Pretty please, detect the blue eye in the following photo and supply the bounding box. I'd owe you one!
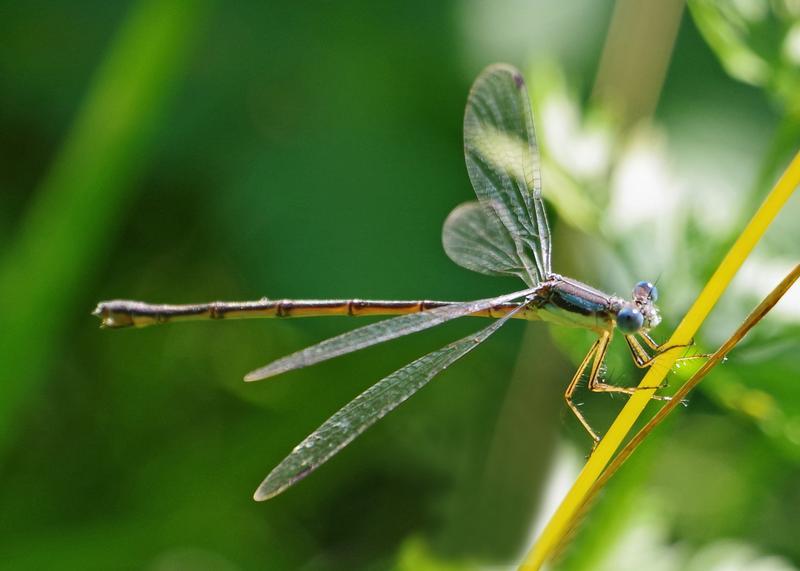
[633,281,658,302]
[617,306,644,334]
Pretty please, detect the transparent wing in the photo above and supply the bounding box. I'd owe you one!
[244,288,533,381]
[463,63,551,285]
[442,201,531,284]
[253,303,525,501]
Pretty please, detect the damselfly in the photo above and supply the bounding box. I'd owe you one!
[95,64,690,501]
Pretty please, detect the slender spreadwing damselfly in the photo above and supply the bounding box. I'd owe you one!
[95,64,697,501]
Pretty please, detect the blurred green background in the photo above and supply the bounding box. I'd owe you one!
[1,1,799,569]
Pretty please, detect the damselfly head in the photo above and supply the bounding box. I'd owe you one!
[616,304,644,334]
[614,281,661,334]
[632,281,661,330]
[633,281,658,303]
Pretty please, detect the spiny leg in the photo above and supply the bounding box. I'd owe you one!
[625,333,710,369]
[586,331,637,397]
[582,333,672,402]
[638,331,661,351]
[625,333,653,367]
[568,332,651,448]
[642,331,714,371]
[566,332,682,447]
[564,337,603,445]
[623,334,709,398]
[639,331,703,354]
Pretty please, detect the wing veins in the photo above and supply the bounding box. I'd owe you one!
[245,288,534,381]
[253,302,527,500]
[458,64,552,284]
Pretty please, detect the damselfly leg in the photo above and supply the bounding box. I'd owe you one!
[565,329,705,446]
[625,332,709,368]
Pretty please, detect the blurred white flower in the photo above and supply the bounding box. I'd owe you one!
[732,257,800,320]
[732,0,768,21]
[541,95,612,180]
[607,127,679,232]
[685,540,797,571]
[783,23,800,65]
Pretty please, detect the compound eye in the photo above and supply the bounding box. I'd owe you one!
[633,281,658,302]
[617,306,644,334]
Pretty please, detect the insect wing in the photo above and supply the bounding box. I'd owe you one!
[253,303,525,500]
[245,288,533,381]
[443,200,532,283]
[462,64,551,285]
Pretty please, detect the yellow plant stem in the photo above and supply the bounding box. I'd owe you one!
[519,150,800,570]
[594,263,800,497]
[548,265,800,567]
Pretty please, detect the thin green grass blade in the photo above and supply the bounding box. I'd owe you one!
[0,0,209,451]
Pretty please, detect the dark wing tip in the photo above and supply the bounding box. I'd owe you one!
[477,63,526,87]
